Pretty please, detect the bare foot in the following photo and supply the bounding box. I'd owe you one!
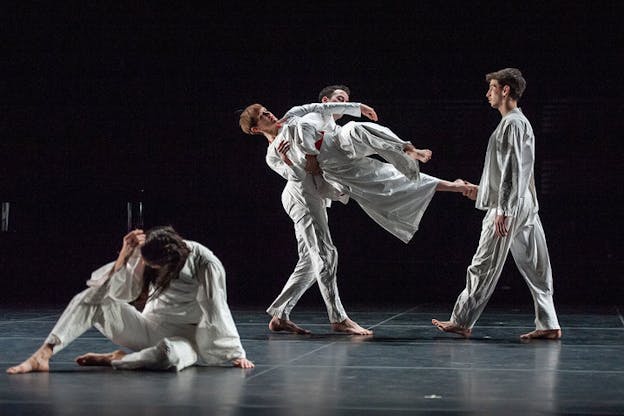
[7,344,53,374]
[331,318,373,335]
[520,329,562,340]
[413,149,432,163]
[269,316,311,334]
[232,357,255,369]
[432,319,472,338]
[404,145,432,163]
[75,350,127,366]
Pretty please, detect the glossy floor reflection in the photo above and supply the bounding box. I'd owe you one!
[1,305,623,415]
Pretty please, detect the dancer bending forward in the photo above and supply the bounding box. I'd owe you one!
[7,227,253,374]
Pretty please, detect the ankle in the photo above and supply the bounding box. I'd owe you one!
[38,344,54,359]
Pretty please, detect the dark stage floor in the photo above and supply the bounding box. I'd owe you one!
[1,305,623,415]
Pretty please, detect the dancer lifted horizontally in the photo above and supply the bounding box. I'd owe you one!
[240,99,476,244]
[432,68,562,340]
[7,227,253,374]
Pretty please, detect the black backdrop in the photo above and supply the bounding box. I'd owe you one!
[1,2,622,308]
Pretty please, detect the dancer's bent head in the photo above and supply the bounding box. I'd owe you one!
[485,68,526,101]
[141,226,191,299]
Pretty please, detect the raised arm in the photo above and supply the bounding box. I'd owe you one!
[86,229,146,302]
[112,230,145,273]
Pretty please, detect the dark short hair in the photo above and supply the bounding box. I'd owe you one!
[318,85,351,102]
[485,68,526,100]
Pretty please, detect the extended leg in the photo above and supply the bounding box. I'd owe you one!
[339,122,421,180]
[432,209,515,335]
[266,221,318,334]
[8,287,161,374]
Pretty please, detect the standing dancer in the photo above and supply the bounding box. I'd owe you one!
[432,68,562,339]
[264,85,371,335]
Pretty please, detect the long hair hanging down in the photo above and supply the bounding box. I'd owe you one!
[140,225,191,301]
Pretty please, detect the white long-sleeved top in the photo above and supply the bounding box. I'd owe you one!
[265,111,349,209]
[269,102,361,174]
[282,102,420,180]
[280,102,361,158]
[282,102,362,133]
[476,108,539,217]
[86,241,246,365]
[266,140,342,222]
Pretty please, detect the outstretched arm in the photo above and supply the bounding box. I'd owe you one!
[281,102,378,121]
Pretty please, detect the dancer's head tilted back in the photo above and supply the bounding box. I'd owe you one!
[239,103,263,135]
[239,104,280,139]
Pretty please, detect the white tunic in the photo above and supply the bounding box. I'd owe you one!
[83,240,246,366]
[273,103,439,243]
[475,107,538,216]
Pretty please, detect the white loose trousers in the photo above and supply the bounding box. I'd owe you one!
[316,132,439,243]
[265,180,348,323]
[42,241,246,371]
[45,287,199,371]
[450,193,560,330]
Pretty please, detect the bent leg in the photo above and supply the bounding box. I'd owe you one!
[111,336,198,371]
[339,122,421,180]
[266,222,317,324]
[43,287,111,354]
[8,287,119,374]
